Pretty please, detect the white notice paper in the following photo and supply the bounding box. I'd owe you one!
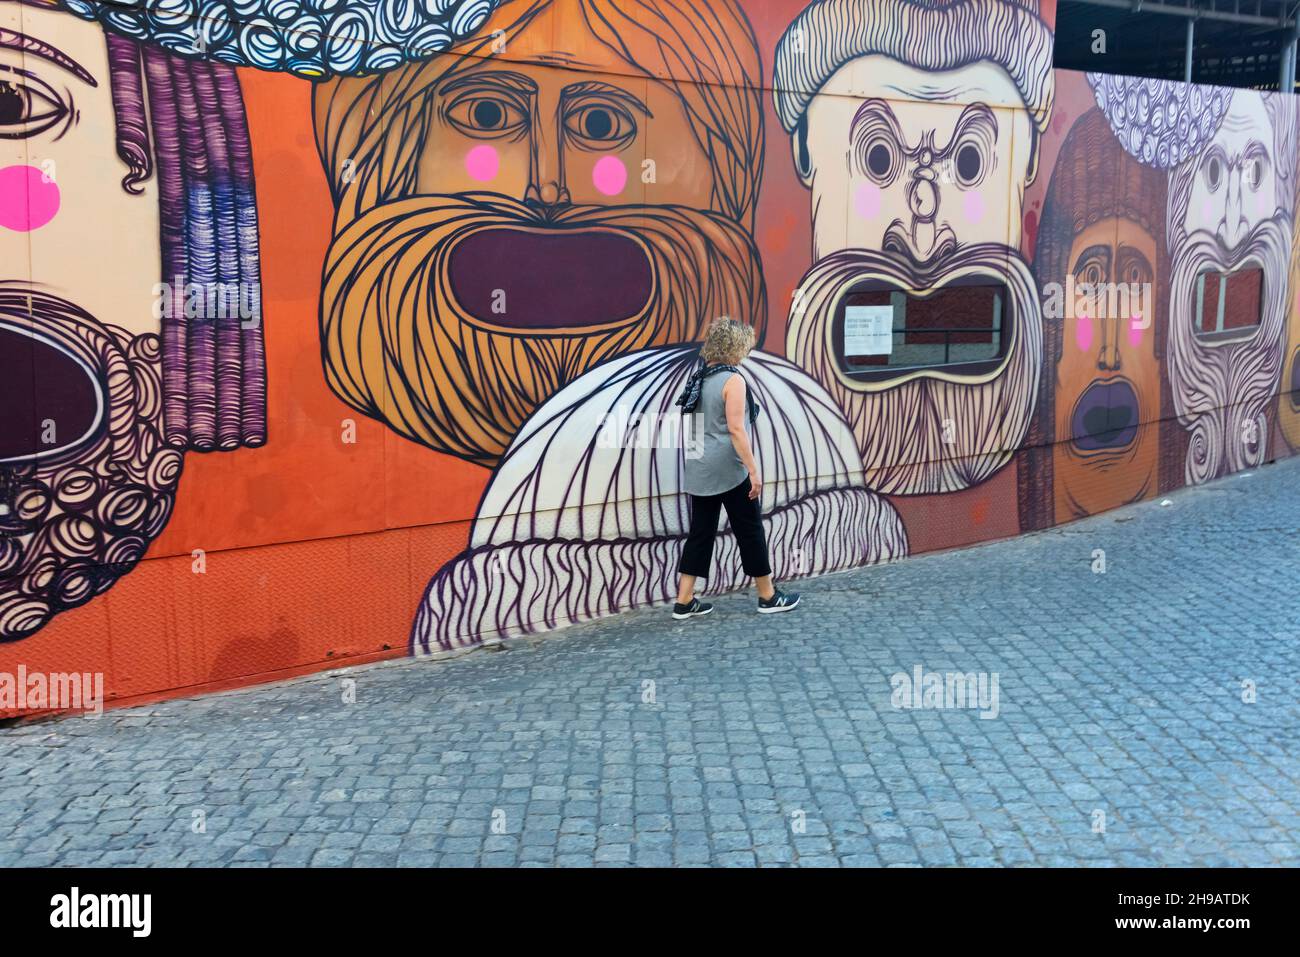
[843,305,894,355]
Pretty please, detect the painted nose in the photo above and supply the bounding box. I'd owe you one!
[525,127,570,210]
[1097,317,1123,372]
[525,180,571,207]
[907,171,939,259]
[910,175,938,220]
[1220,168,1247,251]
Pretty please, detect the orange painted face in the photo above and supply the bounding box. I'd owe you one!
[314,0,766,467]
[1051,217,1160,521]
[411,20,716,210]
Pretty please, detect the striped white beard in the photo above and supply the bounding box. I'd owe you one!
[1166,221,1290,485]
[409,347,909,654]
[785,244,1043,495]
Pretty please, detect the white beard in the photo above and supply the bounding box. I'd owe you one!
[785,244,1043,495]
[410,347,908,655]
[1166,220,1290,484]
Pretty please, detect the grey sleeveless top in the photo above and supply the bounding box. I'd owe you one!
[682,369,749,496]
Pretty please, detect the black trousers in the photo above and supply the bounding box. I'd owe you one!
[678,477,772,579]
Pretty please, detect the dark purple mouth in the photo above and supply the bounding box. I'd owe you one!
[1290,349,1300,402]
[448,228,653,330]
[0,321,103,462]
[1070,378,1140,452]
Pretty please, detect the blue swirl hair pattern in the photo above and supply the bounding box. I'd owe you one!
[60,0,500,78]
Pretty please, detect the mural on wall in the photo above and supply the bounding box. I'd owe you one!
[777,0,1055,496]
[1091,74,1296,486]
[8,0,1300,709]
[312,0,908,652]
[0,0,265,643]
[1018,107,1168,531]
[314,0,769,467]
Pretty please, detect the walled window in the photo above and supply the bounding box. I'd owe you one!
[1195,267,1263,340]
[836,278,1006,380]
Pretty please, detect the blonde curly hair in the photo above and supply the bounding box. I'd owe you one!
[699,317,756,365]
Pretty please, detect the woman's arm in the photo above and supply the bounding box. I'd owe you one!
[723,374,762,500]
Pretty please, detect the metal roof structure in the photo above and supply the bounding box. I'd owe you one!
[1055,0,1300,90]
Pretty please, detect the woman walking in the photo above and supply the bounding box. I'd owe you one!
[672,318,801,619]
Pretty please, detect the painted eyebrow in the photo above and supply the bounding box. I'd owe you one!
[1117,244,1152,262]
[0,27,96,86]
[561,81,652,118]
[439,69,537,97]
[850,98,902,135]
[1072,244,1113,274]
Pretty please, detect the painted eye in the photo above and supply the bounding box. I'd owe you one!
[852,113,903,187]
[445,93,527,138]
[867,142,892,179]
[563,102,635,148]
[1205,155,1222,190]
[1117,248,1153,289]
[580,107,612,139]
[471,99,505,130]
[0,71,69,139]
[1245,157,1263,190]
[955,143,983,185]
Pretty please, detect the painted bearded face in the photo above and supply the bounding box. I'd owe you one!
[315,0,765,467]
[0,4,179,641]
[1166,93,1292,484]
[785,57,1043,494]
[1052,217,1161,520]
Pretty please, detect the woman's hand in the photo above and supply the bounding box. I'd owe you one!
[748,470,762,500]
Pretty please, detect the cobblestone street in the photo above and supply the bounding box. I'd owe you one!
[2,459,1298,868]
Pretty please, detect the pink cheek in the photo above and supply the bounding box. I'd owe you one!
[1128,318,1145,348]
[855,182,881,220]
[0,165,61,232]
[1075,315,1093,353]
[962,189,985,224]
[591,155,627,197]
[1200,197,1214,223]
[464,145,499,183]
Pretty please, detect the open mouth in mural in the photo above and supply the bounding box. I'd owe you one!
[448,227,653,330]
[1069,377,1140,453]
[831,274,1011,382]
[817,244,1033,387]
[0,318,104,464]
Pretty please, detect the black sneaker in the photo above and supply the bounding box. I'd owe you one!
[671,597,714,620]
[757,589,800,614]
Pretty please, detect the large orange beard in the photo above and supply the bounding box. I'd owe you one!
[319,193,765,467]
